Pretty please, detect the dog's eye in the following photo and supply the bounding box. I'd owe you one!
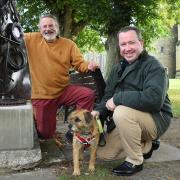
[75,117,81,123]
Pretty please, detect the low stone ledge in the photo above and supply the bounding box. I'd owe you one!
[0,139,42,170]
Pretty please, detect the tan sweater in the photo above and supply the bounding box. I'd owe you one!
[24,32,89,99]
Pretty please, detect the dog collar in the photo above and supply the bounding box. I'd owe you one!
[96,116,103,133]
[75,133,95,148]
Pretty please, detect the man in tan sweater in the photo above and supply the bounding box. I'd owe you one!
[24,14,98,142]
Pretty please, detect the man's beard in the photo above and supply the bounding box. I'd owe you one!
[43,32,57,42]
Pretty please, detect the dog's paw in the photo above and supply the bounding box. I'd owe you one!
[73,170,81,176]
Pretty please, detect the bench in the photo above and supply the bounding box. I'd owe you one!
[63,68,106,122]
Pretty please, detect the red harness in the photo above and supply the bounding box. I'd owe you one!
[75,132,95,148]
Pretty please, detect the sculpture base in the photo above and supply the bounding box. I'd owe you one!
[0,103,34,150]
[0,137,42,170]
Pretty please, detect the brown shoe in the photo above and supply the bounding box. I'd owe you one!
[53,132,64,149]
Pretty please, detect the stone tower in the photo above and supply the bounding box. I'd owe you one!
[150,25,178,78]
[176,25,180,78]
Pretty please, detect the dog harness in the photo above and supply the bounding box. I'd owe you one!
[74,116,103,149]
[75,132,95,148]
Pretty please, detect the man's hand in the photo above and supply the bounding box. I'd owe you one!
[88,60,99,71]
[91,110,100,118]
[106,97,116,111]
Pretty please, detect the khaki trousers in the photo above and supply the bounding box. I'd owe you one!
[97,105,158,165]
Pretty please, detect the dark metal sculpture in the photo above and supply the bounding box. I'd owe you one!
[0,0,31,105]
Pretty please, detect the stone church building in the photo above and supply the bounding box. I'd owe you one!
[150,25,180,78]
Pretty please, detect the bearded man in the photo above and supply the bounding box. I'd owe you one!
[24,14,98,142]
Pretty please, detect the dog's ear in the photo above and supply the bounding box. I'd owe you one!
[84,111,93,124]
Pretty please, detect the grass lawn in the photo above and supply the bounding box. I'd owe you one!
[169,79,180,118]
[58,161,124,180]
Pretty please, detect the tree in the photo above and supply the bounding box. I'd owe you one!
[17,0,179,78]
[17,0,110,52]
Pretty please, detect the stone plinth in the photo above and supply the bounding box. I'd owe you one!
[0,103,34,150]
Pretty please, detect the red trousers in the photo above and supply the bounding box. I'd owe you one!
[32,85,95,139]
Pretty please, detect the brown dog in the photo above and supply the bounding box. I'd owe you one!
[68,109,100,176]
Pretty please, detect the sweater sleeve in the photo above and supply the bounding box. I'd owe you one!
[70,43,89,73]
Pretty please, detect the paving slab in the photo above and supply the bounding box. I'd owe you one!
[0,168,57,180]
[146,142,180,162]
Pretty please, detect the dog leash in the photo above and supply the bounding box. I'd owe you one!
[96,116,104,133]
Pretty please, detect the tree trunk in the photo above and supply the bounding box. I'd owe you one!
[104,33,120,80]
